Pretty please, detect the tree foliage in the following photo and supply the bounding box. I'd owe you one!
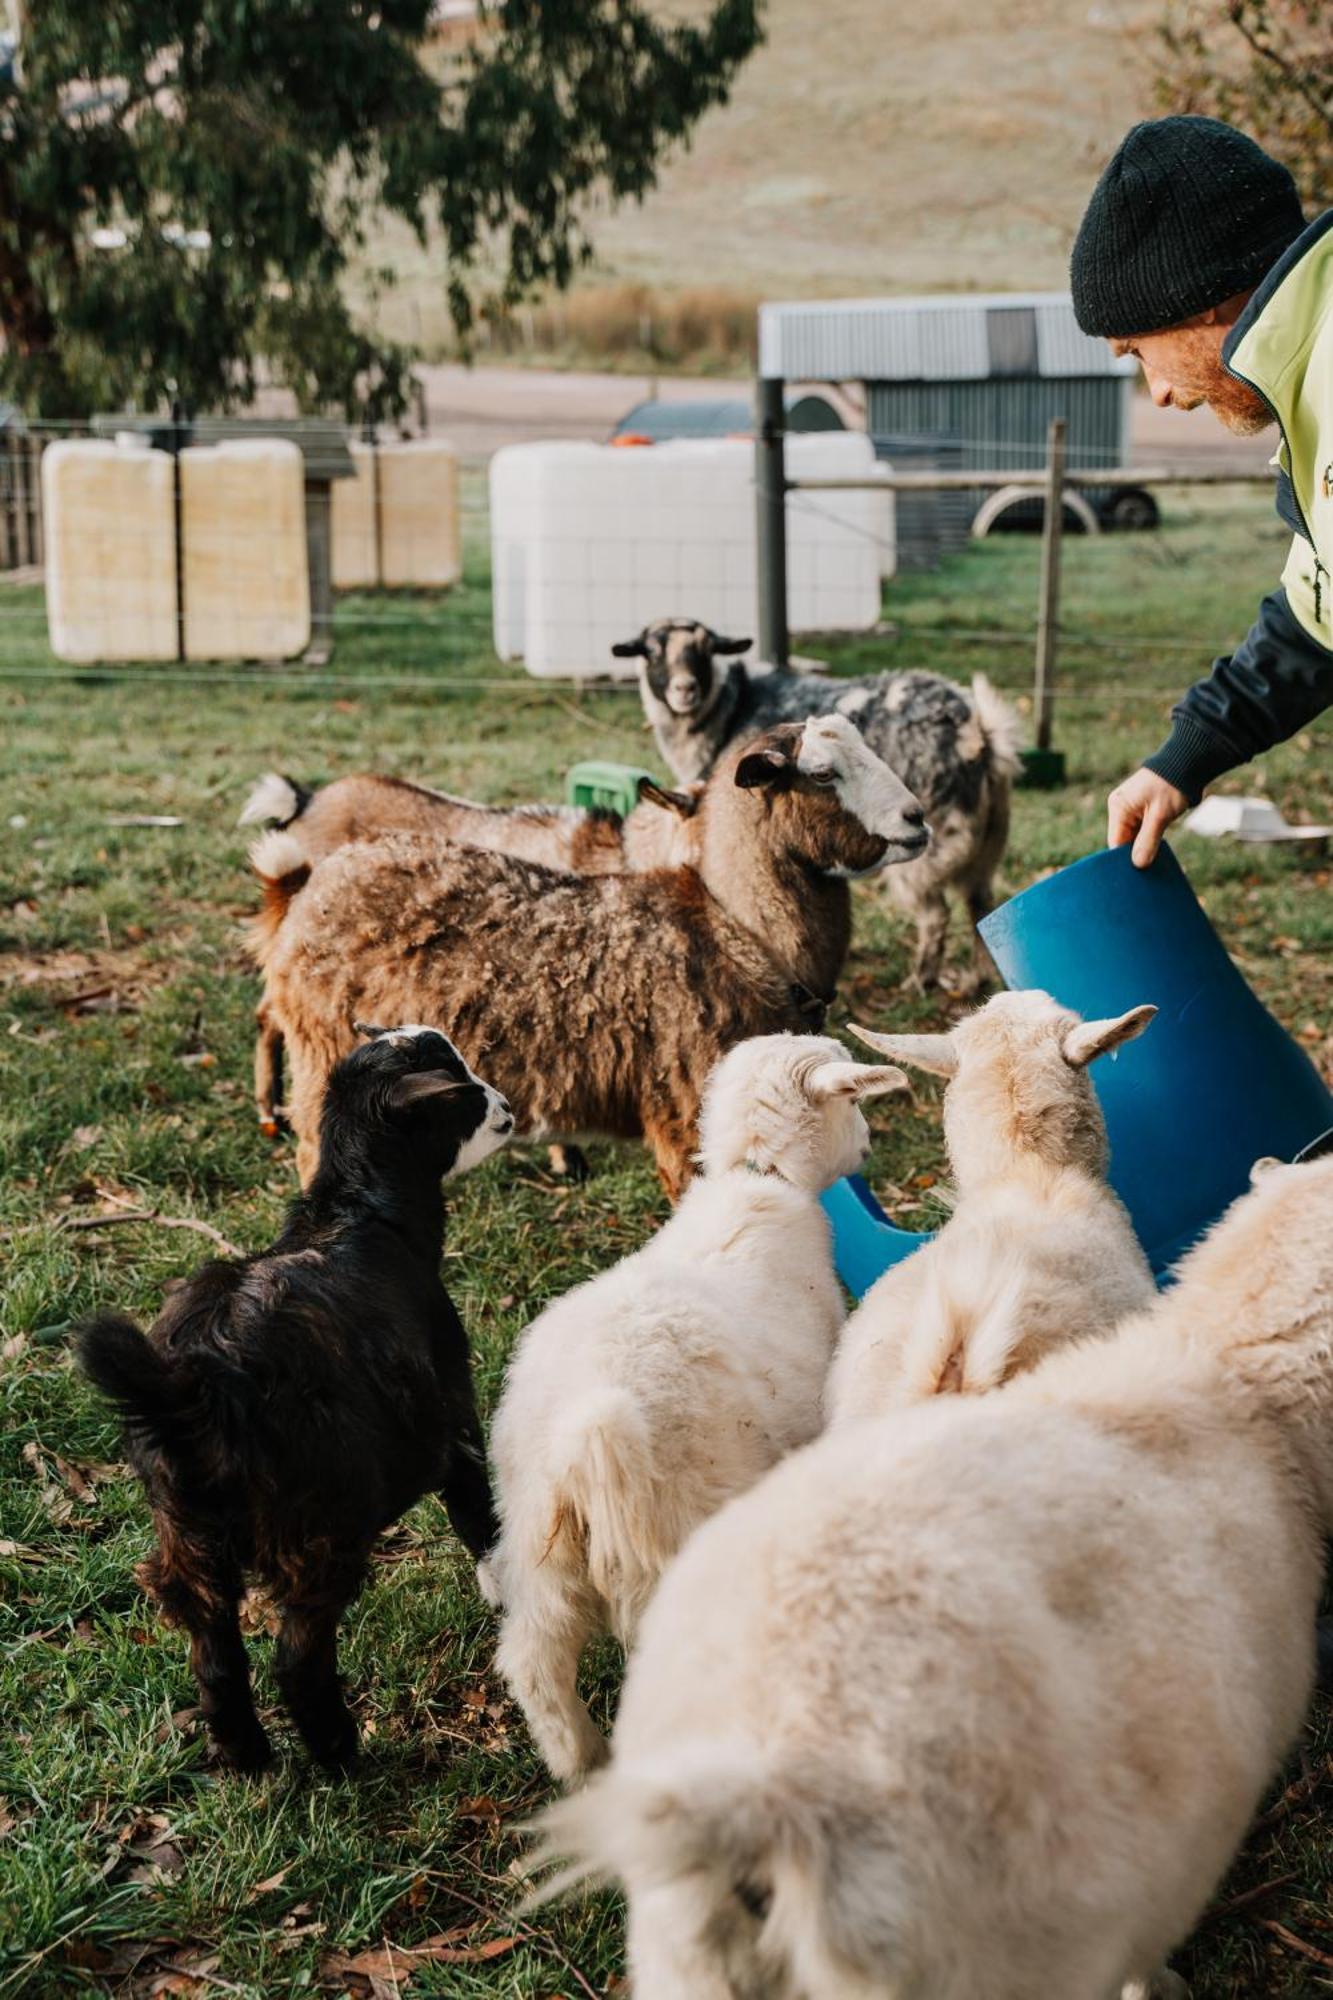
[0,0,762,418]
[1155,0,1332,212]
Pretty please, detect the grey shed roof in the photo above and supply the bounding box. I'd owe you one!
[758,293,1137,383]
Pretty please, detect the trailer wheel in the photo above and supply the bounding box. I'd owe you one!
[1101,486,1160,532]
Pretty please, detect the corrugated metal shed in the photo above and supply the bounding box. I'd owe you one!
[758,293,1136,384]
[758,292,1139,564]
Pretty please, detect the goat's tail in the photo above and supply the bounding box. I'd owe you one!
[547,1391,689,1635]
[247,828,312,968]
[77,1313,193,1454]
[919,1238,1033,1396]
[238,771,310,830]
[78,1311,252,1483]
[967,674,1024,780]
[529,1752,906,1995]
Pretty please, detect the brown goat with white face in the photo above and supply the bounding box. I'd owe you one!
[249,715,928,1195]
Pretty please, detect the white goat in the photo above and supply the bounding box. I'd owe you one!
[536,1154,1333,2000]
[482,1033,908,1783]
[824,989,1158,1425]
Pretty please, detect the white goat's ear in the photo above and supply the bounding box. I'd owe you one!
[807,1060,910,1102]
[637,776,701,820]
[1250,1154,1284,1184]
[1062,1003,1157,1069]
[848,1024,958,1078]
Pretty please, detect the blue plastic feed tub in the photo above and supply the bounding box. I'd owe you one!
[823,842,1333,1294]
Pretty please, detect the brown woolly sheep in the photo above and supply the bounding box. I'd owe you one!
[248,714,928,1195]
[239,770,702,1135]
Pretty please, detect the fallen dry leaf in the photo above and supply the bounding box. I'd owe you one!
[0,1539,45,1564]
[322,1928,521,1983]
[456,1795,504,1829]
[21,1440,78,1525]
[249,1866,291,1898]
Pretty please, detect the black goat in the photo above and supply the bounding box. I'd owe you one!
[78,1025,513,1773]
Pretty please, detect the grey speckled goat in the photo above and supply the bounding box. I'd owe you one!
[614,618,1024,991]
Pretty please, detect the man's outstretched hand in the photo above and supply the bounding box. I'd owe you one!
[1107,767,1191,868]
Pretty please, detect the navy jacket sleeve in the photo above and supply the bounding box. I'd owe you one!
[1143,587,1333,803]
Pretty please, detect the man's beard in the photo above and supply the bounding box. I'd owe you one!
[1209,396,1276,438]
[1205,372,1274,437]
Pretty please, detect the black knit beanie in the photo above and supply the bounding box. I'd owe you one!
[1071,116,1306,337]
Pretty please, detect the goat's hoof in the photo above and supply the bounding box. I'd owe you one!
[548,1142,591,1183]
[309,1720,361,1775]
[217,1722,274,1774]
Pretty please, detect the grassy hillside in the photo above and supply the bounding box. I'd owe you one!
[362,0,1163,359]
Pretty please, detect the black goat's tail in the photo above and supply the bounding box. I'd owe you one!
[77,1313,192,1456]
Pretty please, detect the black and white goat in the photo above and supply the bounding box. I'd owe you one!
[614,617,1023,990]
[77,1026,511,1773]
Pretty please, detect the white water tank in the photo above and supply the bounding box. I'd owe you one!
[180,439,310,660]
[332,439,462,590]
[489,433,892,678]
[42,440,179,663]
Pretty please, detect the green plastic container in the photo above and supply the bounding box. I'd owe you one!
[1018,745,1067,790]
[565,760,656,817]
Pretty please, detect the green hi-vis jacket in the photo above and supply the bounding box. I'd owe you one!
[1144,210,1333,803]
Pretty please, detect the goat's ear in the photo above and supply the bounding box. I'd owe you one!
[734,743,795,790]
[1062,1003,1157,1069]
[808,1060,910,1102]
[387,1071,466,1110]
[637,776,701,819]
[611,635,648,658]
[848,1024,958,1078]
[353,1018,388,1039]
[710,633,752,655]
[1250,1154,1285,1185]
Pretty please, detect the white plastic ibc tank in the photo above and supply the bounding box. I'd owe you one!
[377,440,461,588]
[42,439,179,663]
[788,434,892,588]
[512,432,893,678]
[489,442,599,659]
[180,439,310,660]
[330,438,378,589]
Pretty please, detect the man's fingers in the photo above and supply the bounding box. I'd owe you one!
[1131,803,1169,869]
[1106,789,1138,849]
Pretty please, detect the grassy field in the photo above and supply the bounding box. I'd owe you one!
[2,487,1332,1999]
[360,0,1164,361]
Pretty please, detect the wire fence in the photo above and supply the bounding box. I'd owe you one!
[0,415,1285,699]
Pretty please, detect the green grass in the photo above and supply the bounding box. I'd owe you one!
[2,489,1331,1998]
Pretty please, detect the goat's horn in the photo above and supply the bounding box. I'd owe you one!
[848,1024,958,1078]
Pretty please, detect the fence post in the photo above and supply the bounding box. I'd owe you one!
[755,375,789,669]
[1033,415,1066,758]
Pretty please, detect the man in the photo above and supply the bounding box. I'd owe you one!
[1070,115,1332,864]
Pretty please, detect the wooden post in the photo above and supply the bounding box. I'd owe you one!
[0,435,14,573]
[1033,415,1066,754]
[26,434,42,568]
[755,375,790,670]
